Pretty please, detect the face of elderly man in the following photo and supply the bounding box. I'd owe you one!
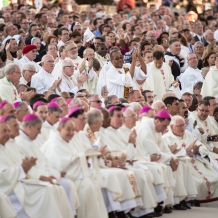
[171,118,186,137]
[63,61,74,77]
[22,66,36,82]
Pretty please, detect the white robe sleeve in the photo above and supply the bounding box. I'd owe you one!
[31,75,46,94]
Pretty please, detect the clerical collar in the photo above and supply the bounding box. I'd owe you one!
[20,129,31,140]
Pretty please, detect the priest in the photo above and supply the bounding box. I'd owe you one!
[0,115,75,217]
[0,192,16,218]
[40,117,108,218]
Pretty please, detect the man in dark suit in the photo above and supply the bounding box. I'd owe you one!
[193,22,207,45]
[203,29,215,47]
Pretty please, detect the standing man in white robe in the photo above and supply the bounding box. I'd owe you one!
[201,53,218,98]
[145,51,177,101]
[31,54,62,94]
[106,48,148,98]
[179,53,204,93]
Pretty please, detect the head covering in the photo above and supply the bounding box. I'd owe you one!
[0,101,8,109]
[139,106,152,114]
[156,110,171,119]
[0,115,9,123]
[47,102,59,108]
[13,101,21,109]
[22,45,37,54]
[60,117,71,124]
[51,97,58,103]
[13,35,22,44]
[122,107,127,112]
[23,114,39,122]
[66,98,72,105]
[108,106,119,112]
[68,107,81,117]
[33,101,46,110]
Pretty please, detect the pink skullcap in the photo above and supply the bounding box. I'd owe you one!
[33,101,46,110]
[60,117,71,124]
[122,107,127,112]
[51,97,58,103]
[139,106,152,114]
[156,110,171,119]
[0,115,9,123]
[13,101,21,109]
[68,107,81,116]
[108,106,119,112]
[66,98,72,105]
[0,101,8,109]
[47,102,59,108]
[23,114,39,122]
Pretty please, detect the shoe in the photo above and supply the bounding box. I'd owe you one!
[173,204,187,210]
[163,206,172,213]
[181,200,191,209]
[108,212,119,218]
[116,211,129,218]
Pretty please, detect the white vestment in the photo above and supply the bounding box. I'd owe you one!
[40,132,108,218]
[145,62,174,100]
[201,66,218,98]
[0,77,18,103]
[179,66,204,93]
[106,63,148,98]
[95,52,108,67]
[0,192,16,218]
[19,76,28,85]
[162,130,218,207]
[0,139,74,218]
[31,68,57,94]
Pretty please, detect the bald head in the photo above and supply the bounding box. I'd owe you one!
[153,45,164,52]
[151,100,166,113]
[41,54,55,73]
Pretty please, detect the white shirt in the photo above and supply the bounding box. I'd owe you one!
[179,66,204,93]
[31,68,56,94]
[57,40,65,47]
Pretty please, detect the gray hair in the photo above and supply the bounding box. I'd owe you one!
[170,115,184,126]
[151,100,164,110]
[101,85,108,96]
[21,117,42,128]
[104,95,117,107]
[193,41,204,51]
[203,29,212,38]
[31,37,40,44]
[69,98,81,107]
[48,106,62,113]
[62,58,74,69]
[22,63,36,72]
[4,63,19,75]
[65,40,77,49]
[15,101,28,111]
[129,102,142,111]
[87,109,103,125]
[83,48,94,55]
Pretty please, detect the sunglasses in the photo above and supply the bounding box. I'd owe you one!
[90,100,102,104]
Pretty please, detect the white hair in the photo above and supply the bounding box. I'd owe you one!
[83,48,94,55]
[31,37,40,44]
[62,58,74,69]
[203,29,212,38]
[170,115,184,126]
[129,102,142,111]
[151,100,164,110]
[22,63,36,71]
[4,63,19,75]
[87,109,102,124]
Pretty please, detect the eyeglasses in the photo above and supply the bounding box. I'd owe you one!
[198,108,209,113]
[26,70,36,74]
[147,96,153,98]
[90,100,102,104]
[175,124,185,128]
[65,66,74,69]
[113,56,124,61]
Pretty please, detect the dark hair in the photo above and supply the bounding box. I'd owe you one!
[58,26,69,36]
[119,98,129,103]
[93,18,102,26]
[18,4,25,10]
[131,24,140,32]
[68,108,85,118]
[104,95,117,107]
[154,116,171,122]
[70,31,82,38]
[141,90,152,101]
[0,51,6,62]
[46,35,58,45]
[104,18,112,25]
[48,94,60,103]
[141,42,152,51]
[93,58,101,71]
[203,96,216,105]
[153,50,164,60]
[46,44,57,52]
[198,100,209,107]
[178,99,185,103]
[213,107,218,116]
[107,105,122,116]
[128,39,138,47]
[169,39,179,45]
[182,92,193,98]
[163,96,179,106]
[193,81,203,90]
[202,52,215,67]
[122,22,130,31]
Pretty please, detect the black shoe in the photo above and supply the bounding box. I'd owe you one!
[163,206,172,213]
[153,211,162,217]
[108,212,119,218]
[173,204,187,210]
[131,213,154,218]
[181,200,191,209]
[116,211,129,218]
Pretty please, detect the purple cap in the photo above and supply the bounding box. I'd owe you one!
[23,114,39,122]
[68,107,81,116]
[47,102,59,108]
[108,106,119,112]
[139,106,152,114]
[13,101,21,109]
[156,110,171,119]
[66,98,72,105]
[0,115,9,123]
[60,117,71,124]
[33,101,46,110]
[0,101,8,109]
[122,107,127,112]
[51,97,58,103]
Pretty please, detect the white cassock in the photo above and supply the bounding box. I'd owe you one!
[14,56,41,73]
[135,117,196,204]
[0,192,16,218]
[75,60,98,94]
[162,129,218,207]
[101,126,161,215]
[40,131,108,218]
[95,52,107,68]
[52,58,64,79]
[96,61,112,97]
[71,56,83,73]
[31,68,57,94]
[106,63,148,98]
[19,76,28,85]
[145,62,174,101]
[75,127,146,214]
[179,66,204,93]
[1,139,74,218]
[0,77,18,103]
[208,115,218,130]
[15,131,79,216]
[201,66,218,98]
[59,72,83,94]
